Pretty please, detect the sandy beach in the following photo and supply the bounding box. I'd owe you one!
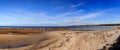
[0,28,120,50]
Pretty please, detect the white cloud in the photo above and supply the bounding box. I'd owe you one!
[0,8,107,26]
[50,6,65,12]
[78,11,103,19]
[54,9,84,18]
[1,9,84,25]
[60,10,106,25]
[70,2,86,8]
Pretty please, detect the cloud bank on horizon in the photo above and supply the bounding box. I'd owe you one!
[0,0,120,26]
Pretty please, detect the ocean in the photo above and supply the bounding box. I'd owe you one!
[68,26,116,30]
[0,26,116,30]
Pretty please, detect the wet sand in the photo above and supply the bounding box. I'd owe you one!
[0,29,120,50]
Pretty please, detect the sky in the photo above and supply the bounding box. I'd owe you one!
[0,0,120,26]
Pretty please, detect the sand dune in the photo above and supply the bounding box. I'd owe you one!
[0,29,120,50]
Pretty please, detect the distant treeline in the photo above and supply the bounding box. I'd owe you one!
[89,24,120,26]
[69,24,120,27]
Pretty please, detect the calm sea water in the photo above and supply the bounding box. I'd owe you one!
[0,26,116,30]
[68,26,116,30]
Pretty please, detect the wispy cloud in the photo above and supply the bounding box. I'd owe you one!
[50,6,65,11]
[70,2,86,8]
[56,10,106,25]
[78,11,103,19]
[0,8,107,26]
[54,9,84,18]
[51,2,86,11]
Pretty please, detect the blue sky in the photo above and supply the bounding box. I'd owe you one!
[0,0,120,26]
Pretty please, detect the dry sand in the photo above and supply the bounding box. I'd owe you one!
[0,29,120,50]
